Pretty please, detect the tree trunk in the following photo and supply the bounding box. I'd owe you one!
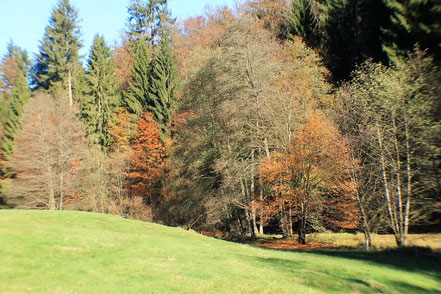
[376,123,400,241]
[403,115,412,246]
[250,150,258,234]
[49,184,56,210]
[349,152,372,250]
[68,70,73,107]
[392,111,404,242]
[288,206,293,237]
[298,214,306,245]
[259,186,264,234]
[251,206,258,235]
[59,171,64,211]
[279,203,288,238]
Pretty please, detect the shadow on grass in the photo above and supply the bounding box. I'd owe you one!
[255,245,441,279]
[244,253,441,293]
[307,249,441,277]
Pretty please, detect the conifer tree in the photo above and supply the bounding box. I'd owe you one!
[288,0,327,48]
[125,38,151,123]
[147,34,177,140]
[82,35,120,149]
[0,44,31,163]
[321,0,390,80]
[33,0,83,106]
[383,0,441,64]
[0,44,31,203]
[126,0,174,44]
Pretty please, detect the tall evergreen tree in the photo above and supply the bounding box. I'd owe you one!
[33,0,83,106]
[288,0,391,81]
[126,0,175,44]
[125,38,152,123]
[82,35,121,149]
[0,43,31,162]
[323,0,390,81]
[147,34,177,140]
[288,0,328,48]
[383,0,441,64]
[0,44,31,204]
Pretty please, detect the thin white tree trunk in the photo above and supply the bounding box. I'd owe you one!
[392,112,404,240]
[403,115,412,246]
[376,123,400,238]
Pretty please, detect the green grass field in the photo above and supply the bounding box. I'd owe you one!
[1,210,440,293]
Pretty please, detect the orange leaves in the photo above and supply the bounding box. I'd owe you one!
[259,111,358,230]
[129,112,168,200]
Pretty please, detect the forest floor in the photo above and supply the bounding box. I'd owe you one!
[1,210,440,293]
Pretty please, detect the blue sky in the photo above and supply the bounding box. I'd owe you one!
[0,0,237,58]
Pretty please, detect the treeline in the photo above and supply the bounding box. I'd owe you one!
[0,0,440,249]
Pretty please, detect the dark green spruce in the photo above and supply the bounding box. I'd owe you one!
[126,0,174,44]
[0,43,31,163]
[383,0,441,64]
[82,35,121,149]
[147,34,177,140]
[125,38,152,123]
[33,0,83,105]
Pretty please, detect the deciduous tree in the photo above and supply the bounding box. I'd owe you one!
[129,111,167,205]
[259,112,354,243]
[6,93,87,209]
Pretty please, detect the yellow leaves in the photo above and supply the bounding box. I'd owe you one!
[109,109,132,151]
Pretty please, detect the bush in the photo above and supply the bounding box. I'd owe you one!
[108,196,153,222]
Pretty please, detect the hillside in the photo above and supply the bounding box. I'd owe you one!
[1,210,440,293]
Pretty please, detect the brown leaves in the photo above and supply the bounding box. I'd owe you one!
[113,36,135,91]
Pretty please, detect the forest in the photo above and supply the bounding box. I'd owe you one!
[0,0,440,250]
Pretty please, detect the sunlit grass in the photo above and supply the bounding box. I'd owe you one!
[307,231,441,250]
[1,210,440,293]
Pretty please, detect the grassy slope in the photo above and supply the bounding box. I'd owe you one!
[1,211,440,294]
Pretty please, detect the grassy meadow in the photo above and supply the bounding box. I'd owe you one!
[1,210,440,293]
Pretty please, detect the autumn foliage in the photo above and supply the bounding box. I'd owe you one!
[259,112,358,242]
[129,111,168,203]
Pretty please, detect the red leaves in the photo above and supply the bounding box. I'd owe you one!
[129,112,168,201]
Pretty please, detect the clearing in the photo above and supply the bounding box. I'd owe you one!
[1,210,440,293]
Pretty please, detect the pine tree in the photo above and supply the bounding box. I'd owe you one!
[125,38,152,123]
[126,0,175,44]
[383,0,441,64]
[288,0,328,48]
[33,0,83,106]
[322,0,390,80]
[0,44,31,203]
[147,34,177,140]
[82,35,121,149]
[0,44,31,163]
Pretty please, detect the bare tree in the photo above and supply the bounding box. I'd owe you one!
[6,92,87,209]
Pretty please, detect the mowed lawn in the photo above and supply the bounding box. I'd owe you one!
[1,210,440,293]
